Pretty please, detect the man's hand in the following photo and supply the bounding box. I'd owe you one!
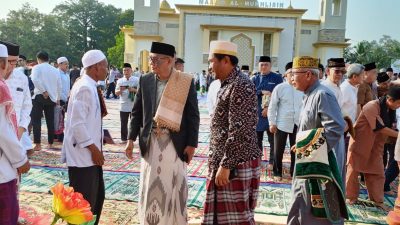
[269,125,277,134]
[125,140,134,160]
[261,90,271,96]
[262,107,268,117]
[87,144,104,166]
[215,166,230,187]
[17,161,30,174]
[17,127,25,140]
[184,146,195,164]
[129,87,137,93]
[291,145,296,152]
[43,91,49,99]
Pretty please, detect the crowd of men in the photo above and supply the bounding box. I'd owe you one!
[2,37,400,225]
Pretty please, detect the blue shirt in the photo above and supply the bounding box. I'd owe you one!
[251,72,283,131]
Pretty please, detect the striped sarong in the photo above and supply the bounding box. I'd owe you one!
[202,158,261,225]
[0,179,19,225]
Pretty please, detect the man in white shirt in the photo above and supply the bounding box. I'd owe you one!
[105,65,118,99]
[268,62,303,180]
[0,43,30,225]
[321,58,350,180]
[1,41,33,156]
[340,63,364,123]
[115,63,138,143]
[31,51,61,151]
[55,57,70,142]
[62,49,108,225]
[206,78,221,117]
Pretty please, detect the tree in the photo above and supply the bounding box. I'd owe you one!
[345,35,400,69]
[107,31,125,68]
[53,0,121,59]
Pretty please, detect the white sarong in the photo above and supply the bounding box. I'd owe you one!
[139,130,188,225]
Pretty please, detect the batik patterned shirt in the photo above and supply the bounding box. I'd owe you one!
[209,67,261,172]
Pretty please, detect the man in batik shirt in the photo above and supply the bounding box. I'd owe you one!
[202,40,261,225]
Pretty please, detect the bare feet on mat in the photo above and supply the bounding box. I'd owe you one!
[33,144,41,151]
[385,190,396,196]
[374,202,391,212]
[26,149,34,158]
[267,164,273,171]
[48,144,53,149]
[346,198,357,205]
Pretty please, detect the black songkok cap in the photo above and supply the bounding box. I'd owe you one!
[387,67,394,72]
[150,42,175,57]
[327,58,345,68]
[241,65,249,70]
[388,85,400,100]
[377,72,390,84]
[176,58,185,64]
[364,62,376,71]
[259,56,271,63]
[285,62,293,71]
[19,55,26,60]
[123,63,132,68]
[0,40,19,56]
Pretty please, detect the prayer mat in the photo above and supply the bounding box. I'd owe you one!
[19,191,203,225]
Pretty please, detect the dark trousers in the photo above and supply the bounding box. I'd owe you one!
[106,82,116,98]
[68,166,105,225]
[120,111,131,141]
[31,94,56,144]
[257,130,274,165]
[0,179,18,225]
[56,100,66,142]
[273,125,297,177]
[384,143,399,192]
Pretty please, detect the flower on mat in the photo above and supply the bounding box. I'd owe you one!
[50,182,94,225]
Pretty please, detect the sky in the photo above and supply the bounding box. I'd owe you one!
[1,0,399,45]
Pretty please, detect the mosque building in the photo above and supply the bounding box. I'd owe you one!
[122,0,349,73]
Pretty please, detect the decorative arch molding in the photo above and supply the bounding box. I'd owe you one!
[230,33,255,71]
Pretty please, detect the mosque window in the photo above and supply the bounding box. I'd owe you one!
[332,0,341,16]
[301,29,312,35]
[263,33,272,56]
[210,31,218,43]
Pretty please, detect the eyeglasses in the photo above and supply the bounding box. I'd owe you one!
[8,60,18,66]
[148,56,169,64]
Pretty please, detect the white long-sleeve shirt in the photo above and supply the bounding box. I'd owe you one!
[340,79,358,123]
[268,82,303,133]
[321,79,344,109]
[62,74,102,167]
[31,62,61,103]
[0,105,28,184]
[59,69,70,102]
[5,69,32,130]
[206,79,221,117]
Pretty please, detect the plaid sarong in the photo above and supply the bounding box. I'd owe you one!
[0,179,19,225]
[202,158,261,225]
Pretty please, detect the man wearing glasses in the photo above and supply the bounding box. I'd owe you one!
[125,42,199,225]
[0,41,33,157]
[287,56,348,225]
[321,58,350,180]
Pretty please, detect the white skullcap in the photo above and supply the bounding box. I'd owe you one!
[82,50,106,68]
[57,56,68,64]
[0,44,8,57]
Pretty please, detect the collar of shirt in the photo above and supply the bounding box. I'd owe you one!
[221,67,239,87]
[82,74,97,87]
[304,80,320,95]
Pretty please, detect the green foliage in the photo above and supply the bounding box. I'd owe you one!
[0,1,133,66]
[344,35,400,69]
[107,32,125,68]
